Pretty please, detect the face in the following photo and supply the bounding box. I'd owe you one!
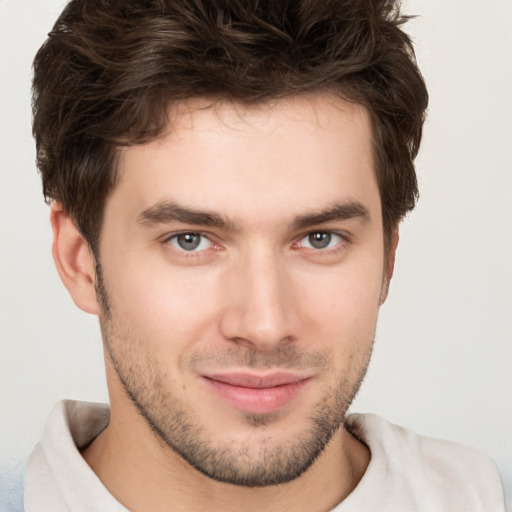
[96,94,389,486]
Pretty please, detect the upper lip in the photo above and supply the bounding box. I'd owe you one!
[202,372,311,389]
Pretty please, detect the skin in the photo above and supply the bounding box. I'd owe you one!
[51,93,398,512]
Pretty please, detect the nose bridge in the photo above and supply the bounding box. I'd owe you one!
[220,243,298,350]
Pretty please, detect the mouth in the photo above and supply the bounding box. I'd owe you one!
[201,372,312,415]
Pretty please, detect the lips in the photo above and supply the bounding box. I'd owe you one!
[201,372,311,414]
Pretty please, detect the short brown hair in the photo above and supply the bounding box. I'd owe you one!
[32,0,428,255]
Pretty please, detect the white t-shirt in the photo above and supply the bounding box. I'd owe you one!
[24,400,506,511]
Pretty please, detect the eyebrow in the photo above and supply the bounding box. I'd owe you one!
[291,201,371,231]
[137,199,370,231]
[137,201,239,231]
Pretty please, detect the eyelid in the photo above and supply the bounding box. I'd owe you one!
[162,229,211,242]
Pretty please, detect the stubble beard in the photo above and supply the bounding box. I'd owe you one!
[95,265,374,488]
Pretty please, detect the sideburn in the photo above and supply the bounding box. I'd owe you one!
[94,260,112,318]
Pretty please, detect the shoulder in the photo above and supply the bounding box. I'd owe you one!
[24,400,126,512]
[342,413,506,512]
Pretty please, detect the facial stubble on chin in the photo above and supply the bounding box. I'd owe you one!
[94,262,374,487]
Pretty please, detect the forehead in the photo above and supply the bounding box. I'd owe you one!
[111,93,379,227]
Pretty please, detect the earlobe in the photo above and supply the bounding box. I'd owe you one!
[380,229,399,305]
[50,202,100,315]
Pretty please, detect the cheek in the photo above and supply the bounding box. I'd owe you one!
[103,254,222,350]
[297,260,384,335]
[292,225,385,316]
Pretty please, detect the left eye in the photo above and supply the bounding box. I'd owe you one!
[300,232,342,250]
[168,233,212,252]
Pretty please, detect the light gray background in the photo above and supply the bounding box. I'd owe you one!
[1,0,511,499]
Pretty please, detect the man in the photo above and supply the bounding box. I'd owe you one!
[23,0,506,510]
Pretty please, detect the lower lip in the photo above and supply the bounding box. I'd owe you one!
[202,377,310,414]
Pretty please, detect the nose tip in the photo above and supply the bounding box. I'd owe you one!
[218,257,299,352]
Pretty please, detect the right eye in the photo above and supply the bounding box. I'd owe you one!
[167,232,213,252]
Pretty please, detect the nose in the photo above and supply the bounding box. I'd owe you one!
[218,247,300,352]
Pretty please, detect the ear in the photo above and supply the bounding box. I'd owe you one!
[50,202,100,315]
[379,228,399,305]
